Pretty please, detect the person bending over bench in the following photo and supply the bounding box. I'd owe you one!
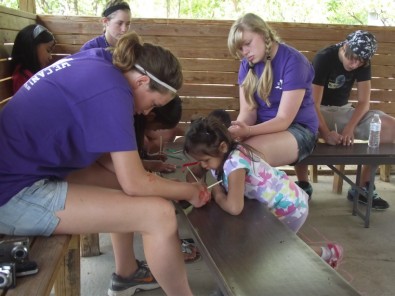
[0,31,210,296]
[183,116,343,269]
[297,30,394,210]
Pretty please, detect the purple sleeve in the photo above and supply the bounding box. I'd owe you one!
[237,59,249,85]
[282,54,314,91]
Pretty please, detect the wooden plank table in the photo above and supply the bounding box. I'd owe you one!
[300,142,395,228]
[164,142,359,296]
[177,200,360,296]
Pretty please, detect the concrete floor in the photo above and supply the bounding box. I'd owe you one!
[78,175,395,296]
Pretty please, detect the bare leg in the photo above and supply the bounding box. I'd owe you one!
[57,164,193,295]
[294,164,309,182]
[245,131,298,166]
[361,165,374,185]
[379,113,395,144]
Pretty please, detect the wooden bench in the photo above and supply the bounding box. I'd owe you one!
[179,201,360,296]
[163,142,359,295]
[0,235,80,296]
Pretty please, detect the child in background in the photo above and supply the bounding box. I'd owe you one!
[175,109,232,145]
[183,116,343,269]
[143,96,184,157]
[11,24,56,93]
[134,96,182,173]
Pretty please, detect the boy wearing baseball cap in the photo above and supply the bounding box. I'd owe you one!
[298,30,394,210]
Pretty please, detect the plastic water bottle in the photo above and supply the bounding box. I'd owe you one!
[368,114,381,148]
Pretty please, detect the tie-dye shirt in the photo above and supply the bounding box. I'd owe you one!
[212,146,308,228]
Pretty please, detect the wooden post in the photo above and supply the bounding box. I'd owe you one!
[54,235,81,296]
[18,0,36,13]
[80,234,101,257]
[332,164,345,194]
[379,164,391,182]
[309,165,318,183]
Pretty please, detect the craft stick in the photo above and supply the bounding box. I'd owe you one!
[168,149,183,154]
[187,166,199,182]
[182,161,199,168]
[207,180,223,189]
[334,123,338,133]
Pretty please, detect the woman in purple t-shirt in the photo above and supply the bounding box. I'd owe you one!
[227,13,318,199]
[81,0,131,51]
[0,32,209,296]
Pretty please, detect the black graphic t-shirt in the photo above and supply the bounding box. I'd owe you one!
[312,45,371,106]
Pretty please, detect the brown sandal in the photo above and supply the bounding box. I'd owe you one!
[181,239,201,263]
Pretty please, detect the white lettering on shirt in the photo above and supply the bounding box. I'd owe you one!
[23,58,74,91]
[275,79,283,90]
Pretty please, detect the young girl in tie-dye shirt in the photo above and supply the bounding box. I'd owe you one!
[183,116,343,269]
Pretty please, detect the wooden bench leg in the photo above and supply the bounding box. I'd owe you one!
[332,164,345,194]
[80,233,101,257]
[54,235,81,296]
[380,164,391,182]
[309,165,318,183]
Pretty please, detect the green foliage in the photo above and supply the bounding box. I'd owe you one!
[34,0,108,16]
[326,0,394,26]
[0,0,18,9]
[0,0,393,25]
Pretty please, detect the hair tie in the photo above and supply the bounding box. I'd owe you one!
[266,55,271,61]
[248,62,254,70]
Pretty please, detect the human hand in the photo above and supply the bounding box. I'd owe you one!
[189,182,211,208]
[323,131,342,146]
[339,127,354,146]
[146,152,168,162]
[143,160,176,173]
[228,121,249,141]
[158,163,177,173]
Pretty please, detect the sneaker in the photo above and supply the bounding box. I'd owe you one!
[108,260,160,296]
[295,181,313,201]
[324,243,343,269]
[347,182,389,210]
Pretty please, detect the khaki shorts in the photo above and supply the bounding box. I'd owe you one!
[320,104,385,140]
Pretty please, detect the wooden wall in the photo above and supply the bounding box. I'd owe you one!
[38,15,395,121]
[1,4,394,120]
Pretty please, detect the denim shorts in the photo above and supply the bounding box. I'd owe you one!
[288,123,318,165]
[0,179,67,236]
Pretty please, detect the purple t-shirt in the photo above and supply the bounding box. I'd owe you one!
[238,43,318,134]
[0,48,136,206]
[80,35,108,51]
